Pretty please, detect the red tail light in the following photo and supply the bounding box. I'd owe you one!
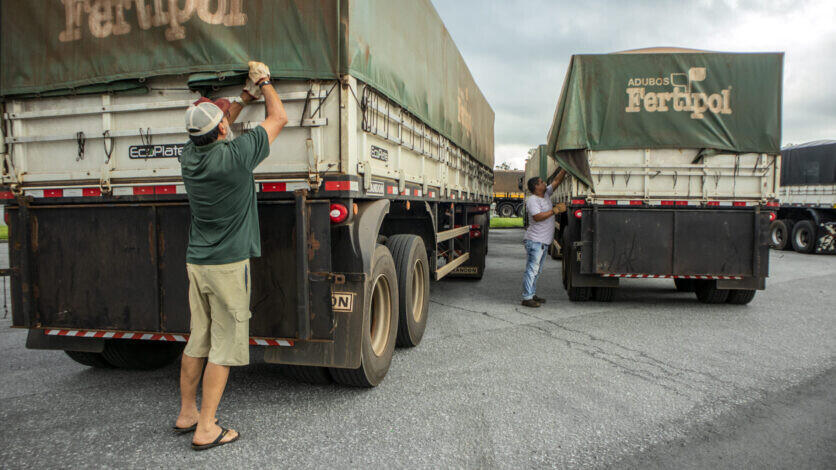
[470,229,482,239]
[329,203,349,224]
[769,212,776,222]
[574,209,583,219]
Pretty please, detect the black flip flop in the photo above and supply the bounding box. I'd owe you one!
[173,418,218,434]
[191,427,239,451]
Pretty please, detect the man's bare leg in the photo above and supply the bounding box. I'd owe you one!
[193,362,238,444]
[176,353,205,428]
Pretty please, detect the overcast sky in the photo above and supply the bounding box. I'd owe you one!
[432,0,836,169]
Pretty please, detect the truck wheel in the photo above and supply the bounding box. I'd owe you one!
[791,220,816,254]
[386,235,430,347]
[514,203,524,217]
[567,286,592,302]
[695,281,729,304]
[102,340,184,370]
[330,245,399,387]
[498,203,515,218]
[279,365,333,385]
[726,289,757,305]
[768,220,789,250]
[65,351,113,368]
[593,287,615,302]
[674,278,696,292]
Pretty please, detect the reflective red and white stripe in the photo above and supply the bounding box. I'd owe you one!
[43,328,294,346]
[589,199,761,207]
[601,274,743,279]
[261,181,310,193]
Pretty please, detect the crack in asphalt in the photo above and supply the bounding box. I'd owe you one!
[430,299,517,325]
[509,307,770,402]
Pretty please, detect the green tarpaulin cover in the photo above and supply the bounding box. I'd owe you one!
[546,52,783,185]
[0,0,493,168]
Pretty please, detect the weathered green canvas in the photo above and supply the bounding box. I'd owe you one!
[545,52,783,183]
[0,0,493,168]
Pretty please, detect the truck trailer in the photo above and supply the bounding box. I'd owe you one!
[0,0,494,386]
[768,141,836,254]
[492,170,524,217]
[546,49,783,304]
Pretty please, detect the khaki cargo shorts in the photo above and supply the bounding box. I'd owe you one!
[183,259,252,366]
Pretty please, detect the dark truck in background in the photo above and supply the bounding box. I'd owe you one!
[0,0,494,386]
[492,170,525,217]
[768,141,836,254]
[545,49,784,304]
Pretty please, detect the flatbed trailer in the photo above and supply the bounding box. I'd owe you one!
[0,0,493,386]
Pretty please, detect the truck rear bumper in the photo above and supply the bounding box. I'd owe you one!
[567,206,771,287]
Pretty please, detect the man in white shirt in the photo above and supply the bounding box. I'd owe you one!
[521,170,567,307]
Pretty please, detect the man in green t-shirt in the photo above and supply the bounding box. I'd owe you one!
[174,61,287,451]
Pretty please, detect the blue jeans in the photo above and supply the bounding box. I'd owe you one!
[521,239,548,300]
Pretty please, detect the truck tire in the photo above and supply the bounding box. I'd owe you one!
[497,203,515,218]
[674,278,696,292]
[386,234,430,347]
[65,351,113,368]
[514,203,524,217]
[593,287,615,302]
[768,219,789,250]
[791,220,817,254]
[101,340,184,370]
[279,365,334,385]
[726,289,757,305]
[695,281,729,304]
[330,244,399,387]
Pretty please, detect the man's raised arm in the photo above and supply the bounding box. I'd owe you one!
[248,61,288,144]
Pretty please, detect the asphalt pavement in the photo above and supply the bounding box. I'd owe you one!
[0,230,834,468]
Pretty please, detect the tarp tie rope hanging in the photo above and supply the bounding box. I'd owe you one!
[139,127,153,155]
[102,130,114,164]
[76,132,86,161]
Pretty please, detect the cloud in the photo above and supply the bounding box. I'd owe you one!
[432,0,836,165]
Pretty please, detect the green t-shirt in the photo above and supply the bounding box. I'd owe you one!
[180,126,270,265]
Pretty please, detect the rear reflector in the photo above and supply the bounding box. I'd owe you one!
[769,212,776,222]
[3,211,9,224]
[766,201,780,208]
[630,200,643,206]
[82,188,101,197]
[733,201,747,207]
[571,199,586,205]
[706,201,720,207]
[574,209,583,219]
[675,201,688,206]
[661,201,675,206]
[329,203,349,223]
[0,191,14,200]
[155,185,176,194]
[262,182,287,192]
[133,186,154,195]
[324,181,351,191]
[603,200,616,205]
[44,189,63,198]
